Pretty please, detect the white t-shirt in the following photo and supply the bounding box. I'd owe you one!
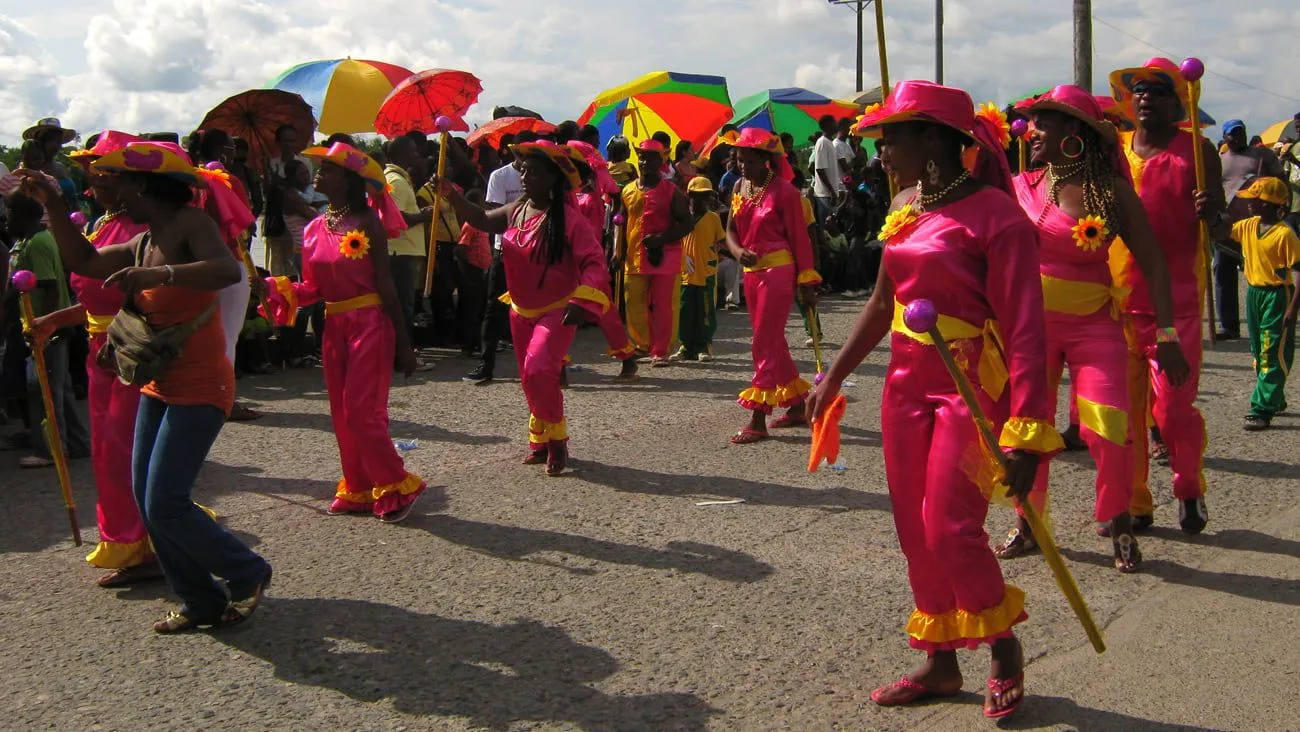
[811,136,843,198]
[833,137,853,169]
[485,163,523,206]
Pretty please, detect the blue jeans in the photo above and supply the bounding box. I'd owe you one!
[133,396,266,617]
[1214,248,1240,336]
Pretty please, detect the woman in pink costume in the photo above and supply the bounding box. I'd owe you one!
[435,141,612,475]
[261,143,425,522]
[806,82,1062,720]
[995,86,1190,572]
[28,131,153,585]
[726,129,821,445]
[567,140,638,381]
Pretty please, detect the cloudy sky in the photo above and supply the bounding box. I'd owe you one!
[1,0,1297,146]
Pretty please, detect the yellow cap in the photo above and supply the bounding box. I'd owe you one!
[686,176,714,194]
[1237,176,1289,206]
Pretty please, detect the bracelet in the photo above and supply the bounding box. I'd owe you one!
[163,265,175,286]
[1155,327,1179,344]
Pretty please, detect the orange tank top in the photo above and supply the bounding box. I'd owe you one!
[136,286,235,415]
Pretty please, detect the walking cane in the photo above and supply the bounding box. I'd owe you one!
[902,299,1105,653]
[238,240,274,325]
[803,299,825,376]
[874,0,899,201]
[423,115,455,298]
[612,212,626,318]
[1179,57,1217,346]
[1011,118,1030,173]
[12,270,82,546]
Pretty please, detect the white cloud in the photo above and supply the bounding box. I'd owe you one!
[1,0,1298,146]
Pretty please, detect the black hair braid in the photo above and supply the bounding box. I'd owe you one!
[344,170,370,215]
[1078,126,1125,241]
[530,163,569,289]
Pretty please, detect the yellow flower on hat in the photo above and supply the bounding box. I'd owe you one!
[1072,216,1109,252]
[976,102,1011,150]
[339,229,371,260]
[879,203,921,244]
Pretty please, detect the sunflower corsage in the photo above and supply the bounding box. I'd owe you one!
[339,229,371,260]
[1071,216,1109,252]
[975,102,1011,150]
[879,203,921,244]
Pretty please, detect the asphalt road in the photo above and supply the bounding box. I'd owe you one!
[1,297,1295,731]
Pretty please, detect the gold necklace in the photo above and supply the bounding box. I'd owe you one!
[1045,160,1087,208]
[324,205,352,232]
[916,170,971,210]
[740,172,774,204]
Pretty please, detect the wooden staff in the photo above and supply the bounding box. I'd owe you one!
[902,299,1105,654]
[423,116,454,297]
[1179,58,1217,345]
[803,300,824,375]
[238,238,274,323]
[612,212,627,319]
[874,0,898,199]
[11,270,82,546]
[1011,118,1030,173]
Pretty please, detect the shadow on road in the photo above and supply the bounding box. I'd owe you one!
[251,410,510,446]
[406,514,773,582]
[1146,527,1300,559]
[1002,694,1215,731]
[577,461,891,513]
[1058,546,1300,606]
[219,597,718,730]
[1203,455,1300,477]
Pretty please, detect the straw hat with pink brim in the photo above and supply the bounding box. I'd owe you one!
[303,143,387,191]
[92,142,201,185]
[1025,86,1119,145]
[1108,57,1197,123]
[513,140,588,191]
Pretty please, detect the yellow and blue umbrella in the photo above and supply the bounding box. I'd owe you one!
[577,71,732,151]
[269,58,413,135]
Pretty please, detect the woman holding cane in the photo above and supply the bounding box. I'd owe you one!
[805,81,1061,720]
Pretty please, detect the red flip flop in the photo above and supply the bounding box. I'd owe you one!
[769,413,807,429]
[729,428,769,445]
[870,676,961,707]
[984,672,1025,719]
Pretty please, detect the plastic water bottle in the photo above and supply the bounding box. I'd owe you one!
[393,439,419,452]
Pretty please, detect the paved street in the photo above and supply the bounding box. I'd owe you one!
[2,298,1296,731]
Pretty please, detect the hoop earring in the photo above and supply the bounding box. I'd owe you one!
[926,160,941,186]
[1061,135,1085,159]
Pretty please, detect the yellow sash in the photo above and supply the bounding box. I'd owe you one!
[325,293,382,316]
[498,286,610,320]
[1040,275,1129,320]
[743,249,794,273]
[86,312,115,336]
[891,301,1008,401]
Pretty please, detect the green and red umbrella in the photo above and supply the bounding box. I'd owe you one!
[730,88,858,142]
[577,70,732,151]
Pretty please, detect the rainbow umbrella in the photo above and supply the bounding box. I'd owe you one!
[577,71,732,152]
[269,58,413,135]
[730,88,858,142]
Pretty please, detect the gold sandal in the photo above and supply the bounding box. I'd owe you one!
[152,608,233,634]
[993,528,1038,559]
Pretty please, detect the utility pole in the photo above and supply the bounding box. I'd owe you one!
[828,0,867,92]
[935,0,944,83]
[1073,0,1092,89]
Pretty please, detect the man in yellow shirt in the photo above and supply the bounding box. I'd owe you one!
[383,137,433,343]
[1226,177,1300,430]
[677,176,725,361]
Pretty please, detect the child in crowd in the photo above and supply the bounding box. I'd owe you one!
[677,177,725,362]
[1224,177,1300,431]
[606,137,637,188]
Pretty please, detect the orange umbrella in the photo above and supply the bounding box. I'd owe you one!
[466,116,556,150]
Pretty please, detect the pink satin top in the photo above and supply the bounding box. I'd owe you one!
[293,215,382,305]
[70,215,148,318]
[886,187,1051,423]
[501,202,610,317]
[730,177,821,285]
[1013,173,1112,287]
[1117,130,1201,316]
[575,192,606,237]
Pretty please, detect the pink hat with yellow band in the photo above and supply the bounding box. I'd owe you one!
[302,142,387,191]
[69,130,142,171]
[514,139,588,191]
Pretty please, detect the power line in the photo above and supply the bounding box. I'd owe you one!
[1092,15,1300,105]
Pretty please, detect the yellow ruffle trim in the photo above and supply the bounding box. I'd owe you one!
[336,474,424,502]
[607,343,637,360]
[796,269,823,286]
[906,585,1026,646]
[196,502,218,520]
[85,536,151,570]
[528,415,569,446]
[999,417,1065,454]
[372,472,425,500]
[738,378,812,410]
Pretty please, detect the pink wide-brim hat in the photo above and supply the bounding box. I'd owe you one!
[854,80,977,141]
[69,130,143,170]
[1026,85,1119,145]
[303,142,388,191]
[514,139,587,191]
